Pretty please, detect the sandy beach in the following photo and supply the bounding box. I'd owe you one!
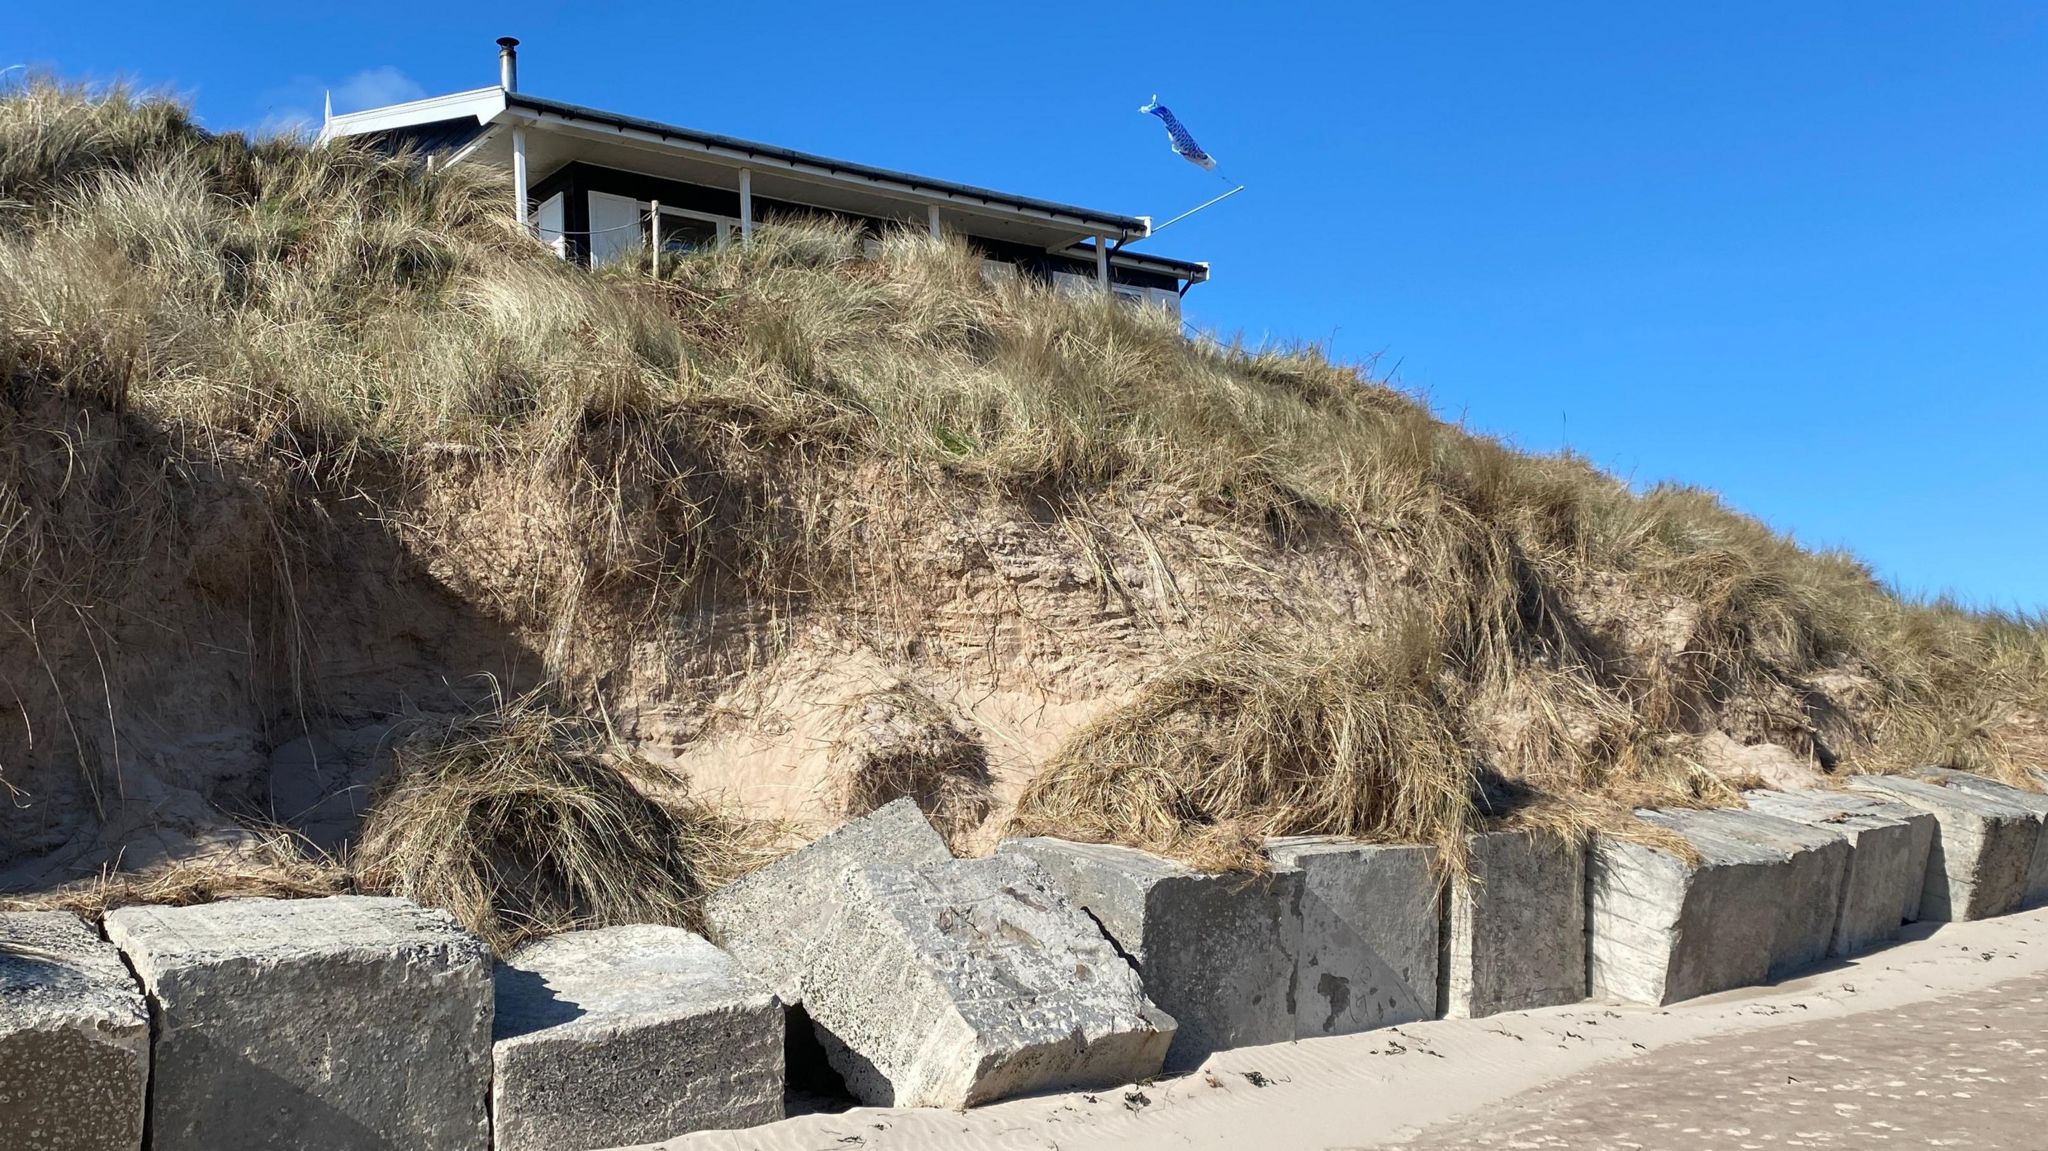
[647,906,2048,1151]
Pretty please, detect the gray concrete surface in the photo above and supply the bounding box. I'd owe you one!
[103,895,492,1151]
[0,912,149,1151]
[704,798,950,1006]
[1914,768,2048,907]
[1589,819,1793,1005]
[797,854,1173,1107]
[1850,774,2037,920]
[1655,807,1851,980]
[492,925,782,1150]
[999,837,1298,1068]
[1264,837,1438,1035]
[1742,788,1935,955]
[1438,830,1586,1018]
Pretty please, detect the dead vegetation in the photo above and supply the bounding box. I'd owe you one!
[353,691,785,952]
[1,79,2045,912]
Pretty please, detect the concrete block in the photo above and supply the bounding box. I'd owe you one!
[1653,808,1850,980]
[704,797,951,1005]
[1848,775,2037,920]
[999,838,1297,1068]
[1437,830,1586,1019]
[491,925,781,1151]
[1264,837,1437,1035]
[1589,816,1794,1005]
[797,854,1173,1107]
[1742,788,1936,954]
[1910,769,2048,908]
[1,912,149,1151]
[103,895,492,1151]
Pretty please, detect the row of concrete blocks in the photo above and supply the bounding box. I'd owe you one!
[1,798,1552,1151]
[0,797,1182,1151]
[1591,769,2048,1005]
[2,897,794,1151]
[7,768,2048,1150]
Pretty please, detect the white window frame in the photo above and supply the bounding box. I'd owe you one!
[651,204,741,251]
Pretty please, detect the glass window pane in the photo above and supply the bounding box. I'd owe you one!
[648,213,720,253]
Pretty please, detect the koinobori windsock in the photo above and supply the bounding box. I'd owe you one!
[1140,96,1217,171]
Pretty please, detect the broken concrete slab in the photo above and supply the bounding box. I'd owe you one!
[1909,769,2048,908]
[1,912,149,1151]
[793,854,1172,1107]
[491,925,782,1151]
[703,797,951,1005]
[1437,830,1586,1019]
[1742,788,1937,955]
[103,895,493,1151]
[999,837,1296,1069]
[1264,837,1437,1035]
[1589,815,1800,1006]
[1847,775,2037,921]
[1651,808,1850,980]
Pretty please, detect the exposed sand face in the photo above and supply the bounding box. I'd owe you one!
[641,906,2048,1151]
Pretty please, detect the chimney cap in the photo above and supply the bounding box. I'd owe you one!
[497,36,520,48]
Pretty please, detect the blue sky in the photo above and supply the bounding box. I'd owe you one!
[7,3,2046,608]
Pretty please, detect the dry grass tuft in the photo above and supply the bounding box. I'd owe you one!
[1012,616,1481,872]
[0,832,350,919]
[353,691,785,953]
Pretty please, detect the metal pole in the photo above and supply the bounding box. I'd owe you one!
[1095,232,1110,294]
[1142,184,1246,238]
[649,199,661,278]
[511,127,529,231]
[928,204,942,239]
[738,169,754,245]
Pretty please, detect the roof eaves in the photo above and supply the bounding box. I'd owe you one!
[318,86,507,144]
[504,93,1151,240]
[1064,242,1211,283]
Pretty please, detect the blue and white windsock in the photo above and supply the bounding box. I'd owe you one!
[1140,95,1217,171]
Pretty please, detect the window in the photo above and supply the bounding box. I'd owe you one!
[645,207,734,254]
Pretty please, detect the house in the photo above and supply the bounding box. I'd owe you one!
[318,39,1208,313]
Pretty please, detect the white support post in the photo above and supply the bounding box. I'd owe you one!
[928,204,942,239]
[511,127,530,232]
[649,199,662,278]
[738,169,754,245]
[1095,232,1111,294]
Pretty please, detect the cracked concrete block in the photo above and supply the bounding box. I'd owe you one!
[1589,815,1804,1006]
[999,838,1296,1069]
[704,797,951,1005]
[1652,808,1850,980]
[1742,789,1936,955]
[103,896,492,1151]
[795,854,1172,1107]
[491,925,781,1151]
[1848,775,2037,921]
[1437,831,1586,1019]
[1,912,149,1151]
[1909,769,2048,909]
[1264,837,1437,1035]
